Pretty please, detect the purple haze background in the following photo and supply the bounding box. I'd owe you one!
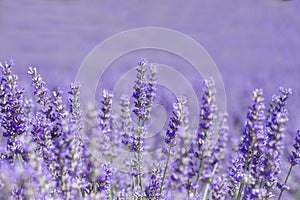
[1,0,300,198]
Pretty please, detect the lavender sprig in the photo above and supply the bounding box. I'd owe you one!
[0,61,27,161]
[159,96,189,199]
[132,58,157,192]
[277,130,300,200]
[145,162,162,199]
[68,82,82,132]
[232,89,266,199]
[190,78,217,192]
[260,87,292,198]
[201,113,228,199]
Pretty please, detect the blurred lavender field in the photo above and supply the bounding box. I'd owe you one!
[1,0,300,199]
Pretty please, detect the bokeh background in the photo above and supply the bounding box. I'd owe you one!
[1,0,300,198]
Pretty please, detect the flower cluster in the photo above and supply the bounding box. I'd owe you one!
[0,59,299,200]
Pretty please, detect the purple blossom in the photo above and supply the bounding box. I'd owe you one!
[164,96,188,147]
[0,58,299,199]
[160,96,189,198]
[288,130,300,166]
[145,162,162,199]
[0,60,27,161]
[190,78,217,160]
[68,82,82,131]
[133,58,151,121]
[99,89,113,134]
[201,113,228,185]
[260,87,291,194]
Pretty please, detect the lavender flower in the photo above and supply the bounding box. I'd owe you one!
[27,67,50,107]
[132,58,158,193]
[200,114,228,199]
[133,58,150,121]
[190,78,217,195]
[211,176,227,200]
[231,89,266,199]
[68,82,82,131]
[260,88,291,195]
[99,89,113,134]
[1,58,299,199]
[278,130,300,200]
[119,95,135,150]
[146,64,157,109]
[192,78,217,159]
[145,163,162,199]
[159,96,189,199]
[289,130,300,166]
[164,96,189,147]
[0,60,27,161]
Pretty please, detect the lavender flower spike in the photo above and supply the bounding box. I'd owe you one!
[289,130,300,166]
[190,78,217,192]
[0,60,27,161]
[278,130,300,200]
[228,89,266,199]
[261,87,291,196]
[27,67,50,107]
[68,82,82,131]
[133,58,149,122]
[160,96,189,199]
[99,89,113,134]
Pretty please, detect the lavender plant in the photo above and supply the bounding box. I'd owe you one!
[0,58,299,200]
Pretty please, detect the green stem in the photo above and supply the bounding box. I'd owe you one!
[237,183,244,200]
[278,164,293,200]
[108,186,112,200]
[193,159,203,194]
[132,176,135,198]
[202,183,210,200]
[202,163,219,200]
[137,118,143,191]
[159,146,171,200]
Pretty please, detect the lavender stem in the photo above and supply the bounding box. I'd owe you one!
[278,164,293,200]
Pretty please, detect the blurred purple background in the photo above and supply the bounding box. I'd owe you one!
[1,0,300,194]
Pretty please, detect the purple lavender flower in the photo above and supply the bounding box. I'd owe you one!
[146,64,157,108]
[211,176,227,200]
[277,130,300,200]
[200,114,228,199]
[0,60,27,161]
[228,156,244,197]
[260,88,291,195]
[133,58,150,121]
[288,130,300,166]
[190,78,217,159]
[189,78,217,196]
[164,96,188,147]
[119,95,136,150]
[0,61,26,138]
[1,58,300,199]
[99,89,113,134]
[68,82,82,131]
[170,151,195,197]
[145,163,162,199]
[159,96,189,198]
[27,67,50,107]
